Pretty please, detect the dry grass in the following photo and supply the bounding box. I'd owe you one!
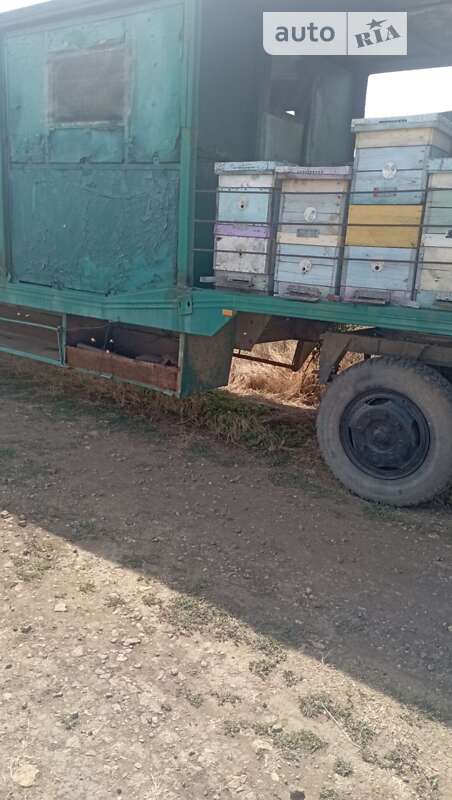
[229,341,322,408]
[0,353,318,457]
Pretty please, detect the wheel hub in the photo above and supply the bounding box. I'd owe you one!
[340,391,431,480]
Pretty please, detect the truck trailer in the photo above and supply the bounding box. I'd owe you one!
[1,0,452,507]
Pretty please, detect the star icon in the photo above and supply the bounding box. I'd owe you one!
[367,18,387,29]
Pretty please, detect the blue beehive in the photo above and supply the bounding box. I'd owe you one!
[343,115,452,306]
[274,166,351,301]
[350,114,452,205]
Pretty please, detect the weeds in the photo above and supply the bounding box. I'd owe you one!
[320,790,341,800]
[185,690,204,708]
[274,729,326,761]
[299,693,375,749]
[15,556,52,582]
[223,720,244,737]
[334,758,353,777]
[164,594,244,643]
[283,670,300,688]
[212,691,242,707]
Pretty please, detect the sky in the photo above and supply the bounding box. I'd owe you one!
[0,0,451,120]
[366,66,452,118]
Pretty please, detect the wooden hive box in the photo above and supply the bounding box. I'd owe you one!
[417,158,452,308]
[350,115,452,206]
[346,204,423,249]
[274,166,351,301]
[214,162,285,293]
[341,246,418,306]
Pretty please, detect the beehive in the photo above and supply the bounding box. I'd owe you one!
[214,162,283,293]
[350,114,452,205]
[343,115,452,305]
[417,158,452,308]
[274,166,351,301]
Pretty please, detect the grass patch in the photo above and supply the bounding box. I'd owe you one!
[212,691,242,707]
[249,634,288,680]
[185,690,204,708]
[142,591,162,608]
[334,758,353,777]
[15,556,52,582]
[105,594,127,610]
[0,356,319,462]
[272,729,327,763]
[283,670,300,688]
[164,594,244,643]
[299,693,376,749]
[223,719,246,737]
[251,721,327,763]
[320,790,341,800]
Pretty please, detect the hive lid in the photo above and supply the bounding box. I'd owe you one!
[429,157,452,172]
[275,165,352,180]
[351,113,452,137]
[214,161,290,175]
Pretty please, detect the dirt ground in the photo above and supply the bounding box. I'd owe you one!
[0,355,451,800]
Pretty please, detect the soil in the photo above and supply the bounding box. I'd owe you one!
[0,355,451,800]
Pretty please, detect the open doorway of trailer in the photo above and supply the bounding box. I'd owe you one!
[366,65,452,119]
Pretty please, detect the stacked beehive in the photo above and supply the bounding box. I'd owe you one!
[213,162,283,293]
[417,158,452,308]
[342,114,452,305]
[274,166,352,301]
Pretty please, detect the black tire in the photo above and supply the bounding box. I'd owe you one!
[317,357,452,507]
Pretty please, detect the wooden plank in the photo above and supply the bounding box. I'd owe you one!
[346,224,420,249]
[351,170,425,205]
[276,257,339,276]
[277,242,341,259]
[426,189,452,207]
[276,166,352,180]
[420,246,452,264]
[218,173,277,189]
[344,245,417,263]
[348,204,423,226]
[418,267,452,292]
[66,347,179,392]
[429,171,452,189]
[216,161,283,175]
[422,233,452,249]
[217,191,272,225]
[352,114,452,135]
[281,178,349,194]
[355,128,452,152]
[342,259,415,291]
[215,270,272,293]
[275,281,331,300]
[215,223,271,239]
[278,231,342,248]
[423,207,452,228]
[354,145,444,173]
[214,235,270,274]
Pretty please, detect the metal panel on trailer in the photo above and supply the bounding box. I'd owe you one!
[4,2,185,295]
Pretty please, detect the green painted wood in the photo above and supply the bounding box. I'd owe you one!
[4,1,186,295]
[10,165,180,293]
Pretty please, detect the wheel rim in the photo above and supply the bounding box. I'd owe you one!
[340,390,431,481]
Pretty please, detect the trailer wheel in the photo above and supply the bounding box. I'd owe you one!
[317,357,452,507]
